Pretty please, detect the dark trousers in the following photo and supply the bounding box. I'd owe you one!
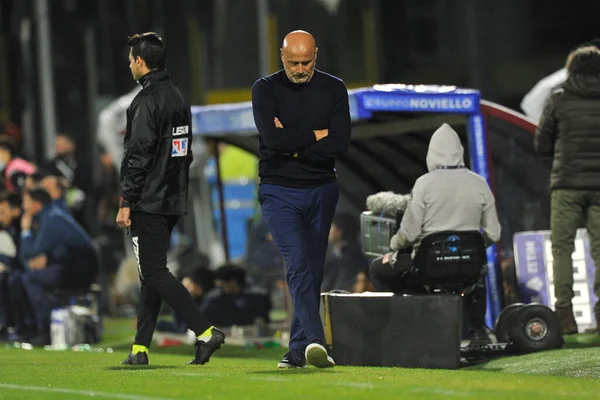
[7,271,34,334]
[259,181,339,351]
[22,265,67,332]
[550,190,600,313]
[0,271,15,329]
[131,211,211,347]
[369,253,487,329]
[21,249,97,334]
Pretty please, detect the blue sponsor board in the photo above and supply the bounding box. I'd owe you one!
[354,84,480,117]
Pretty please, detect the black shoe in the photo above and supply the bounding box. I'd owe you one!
[277,349,306,369]
[188,328,225,365]
[122,352,149,365]
[468,327,492,349]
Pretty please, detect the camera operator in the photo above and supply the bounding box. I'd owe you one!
[369,123,501,344]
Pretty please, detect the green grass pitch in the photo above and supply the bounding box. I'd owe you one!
[1,318,600,399]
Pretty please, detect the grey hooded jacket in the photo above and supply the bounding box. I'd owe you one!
[390,123,501,255]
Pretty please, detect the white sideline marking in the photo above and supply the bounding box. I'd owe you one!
[0,383,175,400]
[411,388,474,397]
[331,382,375,388]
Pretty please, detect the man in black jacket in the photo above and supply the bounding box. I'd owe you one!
[535,45,600,335]
[116,32,223,365]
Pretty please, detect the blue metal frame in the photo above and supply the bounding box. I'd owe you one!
[191,83,502,326]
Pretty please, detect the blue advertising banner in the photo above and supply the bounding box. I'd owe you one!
[355,84,481,117]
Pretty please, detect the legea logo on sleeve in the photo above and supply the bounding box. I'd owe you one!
[172,125,189,136]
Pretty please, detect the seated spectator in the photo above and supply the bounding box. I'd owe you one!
[0,191,23,240]
[201,264,271,328]
[369,123,501,345]
[0,192,21,339]
[322,213,368,292]
[156,260,215,333]
[40,174,69,213]
[0,140,36,193]
[19,188,98,345]
[0,191,36,340]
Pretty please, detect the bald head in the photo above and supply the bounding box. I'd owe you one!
[281,30,318,84]
[282,31,316,54]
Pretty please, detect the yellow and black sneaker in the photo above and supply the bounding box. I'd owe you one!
[122,345,149,365]
[188,327,225,365]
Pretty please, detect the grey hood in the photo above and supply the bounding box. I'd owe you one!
[425,123,465,172]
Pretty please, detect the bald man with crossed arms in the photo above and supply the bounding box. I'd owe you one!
[252,30,351,369]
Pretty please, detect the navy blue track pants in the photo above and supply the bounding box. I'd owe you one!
[258,181,339,350]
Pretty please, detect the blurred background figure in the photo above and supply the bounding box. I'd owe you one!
[0,140,35,193]
[322,213,369,292]
[43,133,89,230]
[19,188,98,345]
[201,264,271,328]
[352,271,374,294]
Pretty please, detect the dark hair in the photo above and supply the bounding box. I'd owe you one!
[333,213,360,240]
[182,266,216,292]
[215,264,247,286]
[127,32,166,70]
[28,172,47,185]
[26,188,52,206]
[0,191,21,208]
[0,140,16,157]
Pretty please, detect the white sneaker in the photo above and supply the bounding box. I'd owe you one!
[305,343,335,368]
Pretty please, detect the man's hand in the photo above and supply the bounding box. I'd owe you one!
[29,254,47,270]
[116,207,131,229]
[314,129,328,141]
[274,118,299,157]
[21,212,33,231]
